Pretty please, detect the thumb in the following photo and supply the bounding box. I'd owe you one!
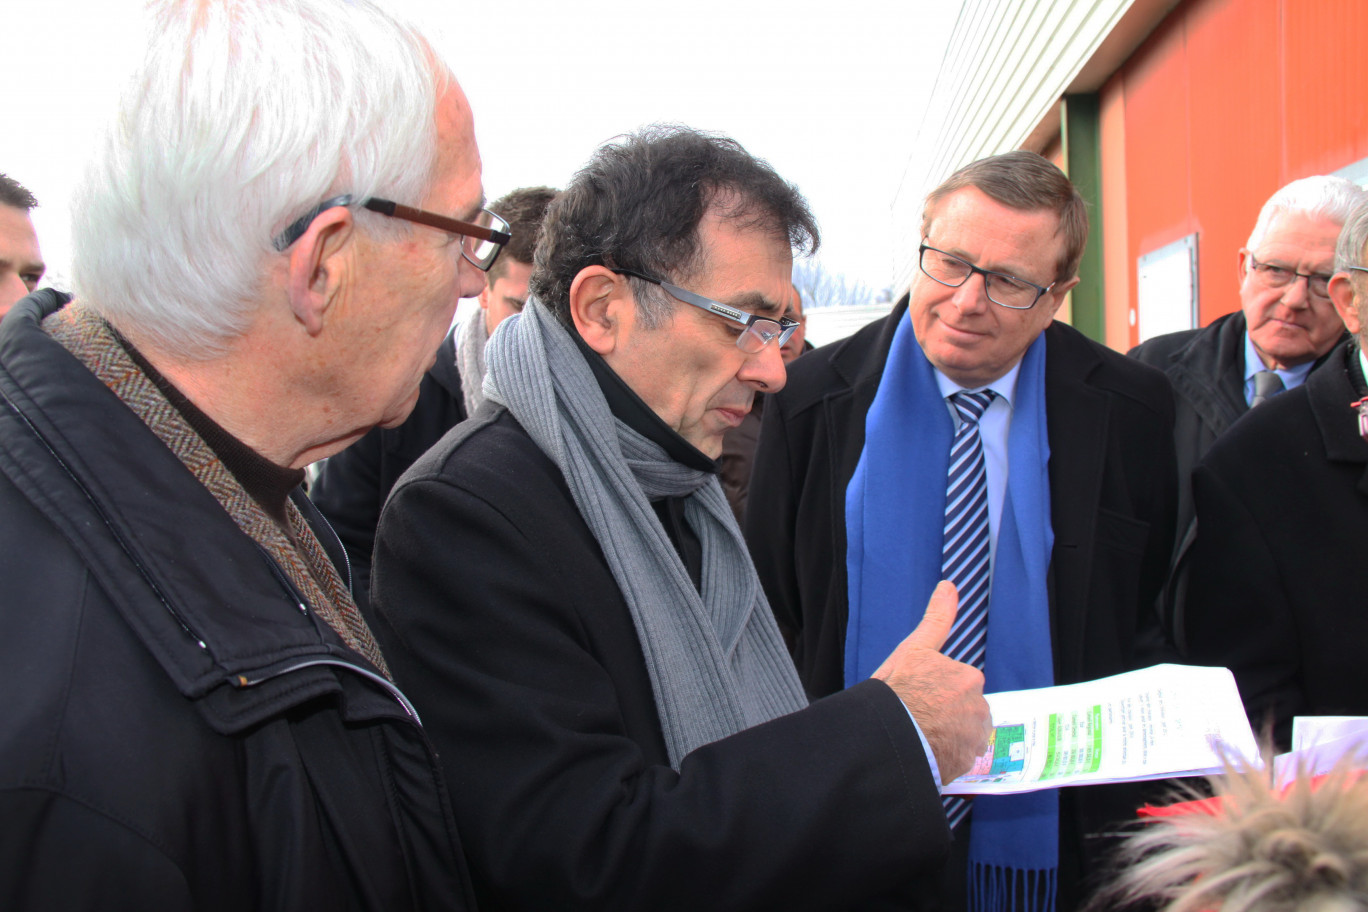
[905,580,959,652]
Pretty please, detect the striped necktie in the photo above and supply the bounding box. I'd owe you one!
[941,389,995,828]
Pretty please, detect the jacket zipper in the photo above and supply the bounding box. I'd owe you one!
[234,657,422,722]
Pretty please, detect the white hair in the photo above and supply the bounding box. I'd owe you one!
[1246,175,1368,252]
[1335,202,1368,273]
[72,0,447,358]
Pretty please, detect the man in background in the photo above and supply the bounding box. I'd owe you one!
[1184,201,1368,747]
[719,282,806,524]
[312,185,554,607]
[0,173,45,317]
[1129,176,1366,641]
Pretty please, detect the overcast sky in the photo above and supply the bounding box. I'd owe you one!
[2,0,961,299]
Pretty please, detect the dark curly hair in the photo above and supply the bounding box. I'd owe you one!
[531,125,818,329]
[487,186,557,282]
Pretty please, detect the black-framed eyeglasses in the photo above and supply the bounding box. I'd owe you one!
[918,243,1054,310]
[272,194,512,271]
[1247,254,1333,300]
[611,267,799,354]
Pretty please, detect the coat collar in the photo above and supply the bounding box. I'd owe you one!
[1161,310,1249,433]
[0,292,399,732]
[1305,342,1368,494]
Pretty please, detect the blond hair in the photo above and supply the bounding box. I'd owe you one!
[1093,758,1368,912]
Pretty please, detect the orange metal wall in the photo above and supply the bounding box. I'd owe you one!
[1101,0,1368,349]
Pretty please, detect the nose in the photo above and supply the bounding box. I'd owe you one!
[739,337,788,393]
[1279,273,1316,309]
[458,258,488,301]
[950,272,990,314]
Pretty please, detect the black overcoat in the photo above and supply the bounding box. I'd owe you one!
[370,408,953,911]
[1185,342,1368,745]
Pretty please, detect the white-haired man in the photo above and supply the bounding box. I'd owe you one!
[0,1,496,908]
[1184,202,1368,747]
[1129,176,1368,636]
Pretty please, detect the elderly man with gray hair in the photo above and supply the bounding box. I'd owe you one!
[1130,176,1368,637]
[1184,200,1368,749]
[0,0,497,907]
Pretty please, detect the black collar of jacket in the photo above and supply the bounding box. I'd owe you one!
[1307,339,1368,471]
[1148,310,1249,428]
[0,291,406,733]
[570,328,717,473]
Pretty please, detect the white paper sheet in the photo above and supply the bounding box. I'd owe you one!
[943,664,1260,795]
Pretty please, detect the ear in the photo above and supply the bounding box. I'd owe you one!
[1236,248,1251,287]
[1329,273,1361,336]
[286,206,355,336]
[1043,275,1080,318]
[569,265,633,356]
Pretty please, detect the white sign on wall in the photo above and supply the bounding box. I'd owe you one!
[1136,234,1199,343]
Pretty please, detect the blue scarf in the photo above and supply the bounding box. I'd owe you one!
[845,313,1058,911]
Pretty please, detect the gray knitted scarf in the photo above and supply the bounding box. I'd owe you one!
[484,298,808,767]
[455,311,489,418]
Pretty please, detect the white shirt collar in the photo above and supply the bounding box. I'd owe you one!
[933,358,1023,409]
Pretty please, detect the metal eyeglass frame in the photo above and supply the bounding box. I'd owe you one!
[1247,254,1334,299]
[918,243,1054,310]
[611,267,800,353]
[272,195,512,271]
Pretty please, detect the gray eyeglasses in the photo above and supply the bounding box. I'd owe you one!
[919,243,1055,310]
[273,195,511,271]
[612,267,799,354]
[1247,254,1333,300]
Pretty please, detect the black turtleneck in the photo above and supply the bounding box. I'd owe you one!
[572,331,714,592]
[118,335,305,529]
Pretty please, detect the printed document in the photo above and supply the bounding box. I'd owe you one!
[943,664,1259,795]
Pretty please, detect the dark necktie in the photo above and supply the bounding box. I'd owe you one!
[1251,370,1284,407]
[941,389,994,827]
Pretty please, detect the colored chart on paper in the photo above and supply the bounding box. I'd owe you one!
[1039,705,1104,780]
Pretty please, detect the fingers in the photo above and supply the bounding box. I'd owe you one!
[904,580,959,653]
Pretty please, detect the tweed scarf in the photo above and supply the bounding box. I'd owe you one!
[45,304,391,679]
[455,311,489,418]
[484,298,808,768]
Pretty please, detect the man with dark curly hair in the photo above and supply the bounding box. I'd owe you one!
[370,125,993,911]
